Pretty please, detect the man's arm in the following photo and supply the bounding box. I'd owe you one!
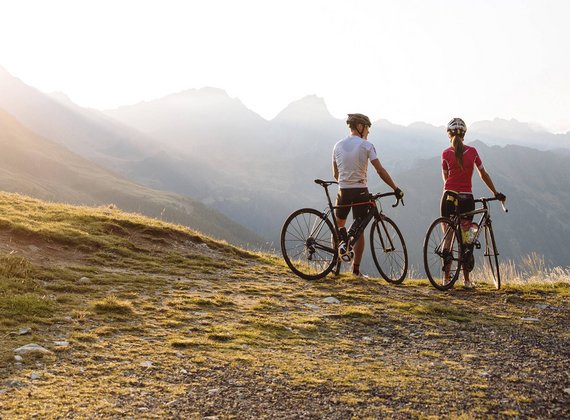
[332,160,339,181]
[371,159,398,191]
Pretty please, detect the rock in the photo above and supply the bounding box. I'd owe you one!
[208,388,220,396]
[14,355,23,362]
[14,344,50,355]
[54,341,69,347]
[362,336,373,343]
[323,297,340,304]
[535,304,549,310]
[479,371,491,377]
[304,303,320,310]
[180,368,188,374]
[4,380,24,388]
[30,372,41,380]
[521,317,540,322]
[140,361,153,368]
[18,328,31,335]
[76,277,91,285]
[28,245,40,252]
[564,388,570,395]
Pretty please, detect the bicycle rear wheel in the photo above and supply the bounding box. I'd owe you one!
[280,208,338,280]
[423,217,462,290]
[370,216,408,283]
[484,224,501,289]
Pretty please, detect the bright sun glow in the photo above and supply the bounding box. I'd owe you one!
[0,0,569,132]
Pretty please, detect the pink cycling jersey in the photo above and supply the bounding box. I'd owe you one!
[441,145,483,193]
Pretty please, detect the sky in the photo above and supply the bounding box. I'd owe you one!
[0,0,569,133]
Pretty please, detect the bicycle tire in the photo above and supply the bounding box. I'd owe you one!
[423,217,463,290]
[484,224,501,289]
[370,216,408,283]
[280,208,338,280]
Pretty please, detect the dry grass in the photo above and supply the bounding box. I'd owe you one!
[473,252,570,288]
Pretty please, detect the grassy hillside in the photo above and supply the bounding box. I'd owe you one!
[0,193,568,418]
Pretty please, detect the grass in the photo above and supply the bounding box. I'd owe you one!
[0,192,568,418]
[92,295,134,315]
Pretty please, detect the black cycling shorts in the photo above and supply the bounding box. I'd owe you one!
[335,188,370,220]
[440,191,475,219]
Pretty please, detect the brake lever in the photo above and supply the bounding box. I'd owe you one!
[500,200,508,213]
[392,197,404,208]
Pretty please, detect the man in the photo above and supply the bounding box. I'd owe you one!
[332,113,403,277]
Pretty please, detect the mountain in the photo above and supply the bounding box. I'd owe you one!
[3,65,570,266]
[104,88,570,268]
[470,118,570,150]
[0,65,157,169]
[0,108,262,247]
[106,87,269,163]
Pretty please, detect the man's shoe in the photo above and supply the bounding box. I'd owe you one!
[352,272,370,279]
[463,280,475,289]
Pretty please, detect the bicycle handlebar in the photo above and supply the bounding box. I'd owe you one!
[474,196,508,213]
[371,191,405,208]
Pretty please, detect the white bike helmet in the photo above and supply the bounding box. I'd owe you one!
[447,118,467,135]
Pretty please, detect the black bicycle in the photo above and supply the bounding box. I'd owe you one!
[423,192,508,290]
[280,179,407,282]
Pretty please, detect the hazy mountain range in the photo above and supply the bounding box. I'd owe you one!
[1,65,569,269]
[0,68,261,247]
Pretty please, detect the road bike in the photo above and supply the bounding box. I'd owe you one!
[280,179,408,282]
[423,192,508,290]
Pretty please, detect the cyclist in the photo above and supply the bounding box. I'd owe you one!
[441,117,506,287]
[333,113,403,277]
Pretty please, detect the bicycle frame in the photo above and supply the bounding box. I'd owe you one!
[316,179,400,254]
[444,193,508,272]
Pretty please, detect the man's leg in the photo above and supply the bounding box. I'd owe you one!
[352,234,365,275]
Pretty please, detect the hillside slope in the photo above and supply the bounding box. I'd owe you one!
[0,193,568,418]
[0,109,261,247]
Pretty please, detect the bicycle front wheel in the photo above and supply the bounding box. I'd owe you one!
[423,217,463,290]
[280,208,338,280]
[484,224,501,289]
[370,216,408,283]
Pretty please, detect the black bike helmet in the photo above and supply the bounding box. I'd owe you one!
[346,113,372,128]
[447,117,467,135]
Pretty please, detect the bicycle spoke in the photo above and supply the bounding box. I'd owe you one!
[281,208,337,280]
[370,217,408,283]
[424,217,462,290]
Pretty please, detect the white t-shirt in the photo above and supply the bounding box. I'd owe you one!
[332,136,378,189]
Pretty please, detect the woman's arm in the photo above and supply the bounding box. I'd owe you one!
[477,167,498,195]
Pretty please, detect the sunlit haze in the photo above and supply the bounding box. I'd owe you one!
[1,0,569,132]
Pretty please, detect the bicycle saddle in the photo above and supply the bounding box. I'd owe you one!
[314,179,338,187]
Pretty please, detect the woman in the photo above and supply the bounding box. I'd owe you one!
[441,118,506,287]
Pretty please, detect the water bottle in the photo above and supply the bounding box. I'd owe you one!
[461,220,478,244]
[468,223,478,243]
